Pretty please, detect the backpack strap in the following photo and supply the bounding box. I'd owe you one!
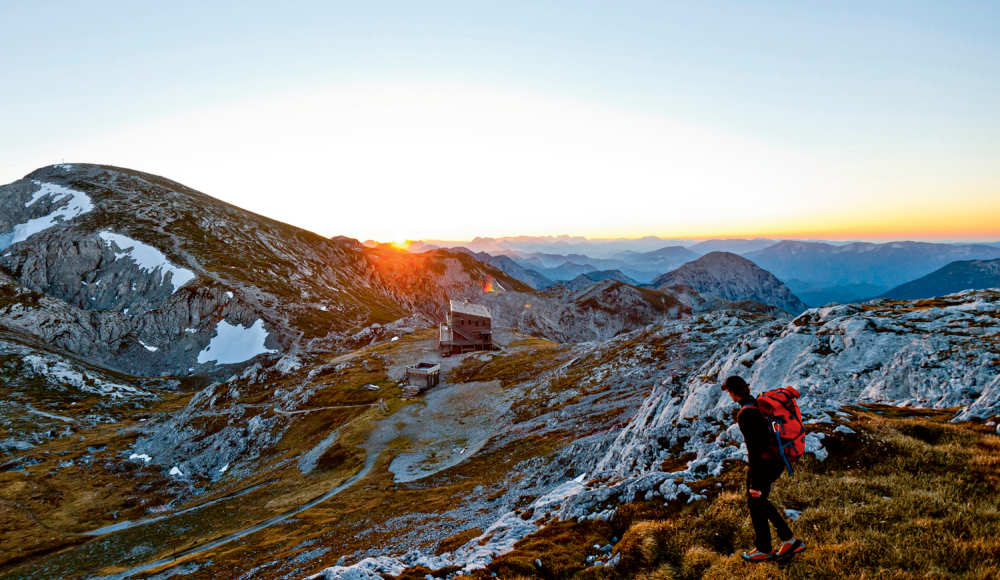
[738,402,777,461]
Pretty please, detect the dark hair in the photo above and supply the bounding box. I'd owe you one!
[722,375,751,398]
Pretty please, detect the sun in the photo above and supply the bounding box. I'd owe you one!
[391,235,409,249]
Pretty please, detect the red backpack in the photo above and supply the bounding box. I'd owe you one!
[743,386,806,476]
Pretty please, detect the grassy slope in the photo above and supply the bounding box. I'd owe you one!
[0,334,403,578]
[462,406,1000,580]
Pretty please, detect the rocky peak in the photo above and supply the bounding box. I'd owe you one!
[652,251,807,314]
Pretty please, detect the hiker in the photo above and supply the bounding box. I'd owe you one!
[722,375,807,563]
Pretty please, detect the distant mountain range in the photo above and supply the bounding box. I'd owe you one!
[450,249,555,290]
[422,237,1000,308]
[613,245,699,269]
[878,258,1000,300]
[420,235,872,259]
[687,238,778,255]
[745,240,1000,306]
[555,270,640,292]
[424,235,699,258]
[488,246,697,284]
[653,252,808,314]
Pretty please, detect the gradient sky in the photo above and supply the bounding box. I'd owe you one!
[2,1,998,243]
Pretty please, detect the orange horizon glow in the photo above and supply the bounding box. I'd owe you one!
[395,222,1000,245]
[394,194,1000,244]
[388,227,1000,245]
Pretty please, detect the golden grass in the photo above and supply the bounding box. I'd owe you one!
[480,408,1000,580]
[450,344,569,387]
[0,390,200,571]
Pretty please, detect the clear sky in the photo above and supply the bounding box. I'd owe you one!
[2,1,998,243]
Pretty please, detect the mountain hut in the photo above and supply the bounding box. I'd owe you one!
[437,300,493,356]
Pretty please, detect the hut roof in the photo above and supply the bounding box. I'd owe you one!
[450,300,492,319]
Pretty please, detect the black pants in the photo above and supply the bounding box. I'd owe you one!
[747,457,793,553]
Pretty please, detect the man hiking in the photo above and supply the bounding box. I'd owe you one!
[722,375,807,562]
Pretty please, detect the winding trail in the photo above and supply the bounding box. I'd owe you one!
[242,401,377,415]
[97,435,387,580]
[25,405,76,423]
[84,403,377,538]
[82,479,277,536]
[92,378,484,579]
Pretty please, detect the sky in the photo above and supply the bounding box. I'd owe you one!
[1,1,998,243]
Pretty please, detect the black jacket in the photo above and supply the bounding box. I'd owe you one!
[737,396,777,484]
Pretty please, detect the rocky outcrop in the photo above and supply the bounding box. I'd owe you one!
[653,252,808,314]
[591,289,1000,483]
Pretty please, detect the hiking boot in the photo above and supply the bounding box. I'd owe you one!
[740,549,776,563]
[776,537,807,561]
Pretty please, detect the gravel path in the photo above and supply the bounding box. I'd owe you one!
[382,379,509,483]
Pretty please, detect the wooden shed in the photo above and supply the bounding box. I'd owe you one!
[405,362,441,389]
[401,362,441,398]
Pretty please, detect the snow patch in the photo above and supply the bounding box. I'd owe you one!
[99,232,195,293]
[219,463,229,473]
[169,466,184,476]
[23,354,151,399]
[197,319,277,365]
[139,340,158,352]
[5,182,94,247]
[130,454,152,462]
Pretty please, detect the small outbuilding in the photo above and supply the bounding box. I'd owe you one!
[401,362,441,399]
[405,362,441,389]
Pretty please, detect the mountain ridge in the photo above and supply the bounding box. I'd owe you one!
[745,239,1000,291]
[878,258,1000,300]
